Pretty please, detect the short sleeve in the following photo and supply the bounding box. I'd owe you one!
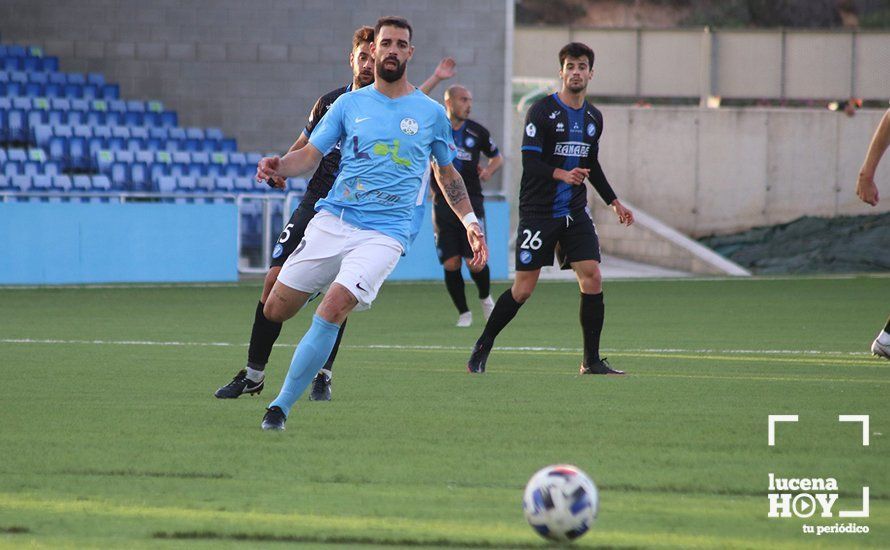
[307,95,346,154]
[521,105,545,153]
[430,106,456,167]
[304,96,326,137]
[479,126,499,158]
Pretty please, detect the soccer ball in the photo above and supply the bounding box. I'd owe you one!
[522,464,599,543]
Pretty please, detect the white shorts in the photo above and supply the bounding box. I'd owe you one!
[276,210,403,311]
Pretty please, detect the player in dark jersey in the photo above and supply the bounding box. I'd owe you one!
[431,85,502,327]
[215,27,456,400]
[465,42,634,375]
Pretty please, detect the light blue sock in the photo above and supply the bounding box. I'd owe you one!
[268,314,341,416]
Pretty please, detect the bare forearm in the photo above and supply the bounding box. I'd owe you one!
[486,155,503,175]
[418,75,441,96]
[285,132,310,154]
[861,109,890,176]
[278,144,322,178]
[438,168,475,217]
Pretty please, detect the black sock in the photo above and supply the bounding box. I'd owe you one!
[469,265,491,299]
[322,318,347,374]
[480,289,524,344]
[884,316,890,333]
[580,292,605,365]
[444,268,469,313]
[247,301,282,371]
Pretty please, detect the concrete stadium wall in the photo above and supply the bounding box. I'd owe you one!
[0,0,509,177]
[511,105,890,237]
[515,27,890,101]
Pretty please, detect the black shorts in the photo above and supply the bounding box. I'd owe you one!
[515,212,601,271]
[433,197,485,264]
[269,202,317,268]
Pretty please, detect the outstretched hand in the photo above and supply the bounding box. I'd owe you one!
[256,156,281,184]
[466,223,488,269]
[434,57,456,80]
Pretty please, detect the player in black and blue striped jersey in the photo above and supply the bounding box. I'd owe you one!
[466,42,634,375]
[431,85,502,327]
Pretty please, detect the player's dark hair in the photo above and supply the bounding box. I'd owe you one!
[352,26,374,50]
[375,16,412,42]
[558,42,594,68]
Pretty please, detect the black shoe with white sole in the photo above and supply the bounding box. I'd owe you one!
[214,369,264,399]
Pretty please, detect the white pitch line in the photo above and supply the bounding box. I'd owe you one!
[0,338,872,357]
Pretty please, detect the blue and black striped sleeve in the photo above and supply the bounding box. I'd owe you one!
[521,105,556,179]
[586,112,617,205]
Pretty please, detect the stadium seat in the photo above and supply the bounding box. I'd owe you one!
[91,174,111,191]
[214,176,234,193]
[0,174,10,191]
[52,174,72,191]
[86,73,105,86]
[11,174,31,192]
[71,174,91,191]
[32,174,52,191]
[0,148,6,163]
[3,161,22,177]
[155,175,177,195]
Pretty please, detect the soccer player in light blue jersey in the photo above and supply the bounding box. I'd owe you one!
[254,16,488,431]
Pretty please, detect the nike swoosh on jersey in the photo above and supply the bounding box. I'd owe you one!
[355,117,371,123]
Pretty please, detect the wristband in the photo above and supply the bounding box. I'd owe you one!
[461,212,479,229]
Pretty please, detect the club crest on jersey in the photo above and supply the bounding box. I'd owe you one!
[526,123,536,137]
[464,136,475,148]
[400,117,418,135]
[519,250,533,264]
[554,141,590,157]
[272,244,284,258]
[587,122,597,137]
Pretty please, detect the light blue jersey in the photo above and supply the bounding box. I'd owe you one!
[308,85,455,251]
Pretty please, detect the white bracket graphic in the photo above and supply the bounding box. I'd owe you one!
[839,487,870,518]
[838,415,870,446]
[768,415,799,446]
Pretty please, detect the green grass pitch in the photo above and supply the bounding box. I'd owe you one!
[0,276,888,548]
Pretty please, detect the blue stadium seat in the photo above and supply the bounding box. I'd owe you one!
[52,174,72,191]
[95,149,114,174]
[49,97,70,111]
[215,176,234,193]
[91,174,112,191]
[32,174,52,191]
[219,138,237,152]
[156,175,176,194]
[71,175,91,191]
[123,111,144,126]
[108,99,126,113]
[104,111,123,126]
[11,174,31,192]
[29,72,49,85]
[205,128,224,141]
[130,160,150,192]
[135,150,154,165]
[48,72,66,85]
[196,176,215,193]
[40,57,59,72]
[33,124,52,148]
[67,73,86,85]
[3,161,22,177]
[0,174,10,191]
[0,148,6,163]
[100,84,119,100]
[130,127,149,140]
[7,148,27,163]
[86,73,105,86]
[177,176,197,193]
[148,127,169,140]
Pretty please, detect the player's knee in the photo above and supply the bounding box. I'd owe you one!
[261,267,281,301]
[579,271,602,293]
[443,257,461,271]
[511,285,534,303]
[466,259,485,273]
[263,301,286,323]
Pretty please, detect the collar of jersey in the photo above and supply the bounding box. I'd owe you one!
[551,92,586,113]
[367,85,422,102]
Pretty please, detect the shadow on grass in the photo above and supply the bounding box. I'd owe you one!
[59,468,231,480]
[0,526,30,534]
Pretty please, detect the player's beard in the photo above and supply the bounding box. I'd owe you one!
[567,80,587,94]
[377,56,407,83]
